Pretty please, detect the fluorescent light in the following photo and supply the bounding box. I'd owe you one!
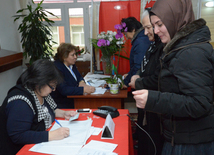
[114,5,121,10]
[205,1,214,7]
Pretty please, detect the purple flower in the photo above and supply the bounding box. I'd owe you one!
[114,24,122,30]
[115,32,123,39]
[97,39,106,47]
[97,39,110,47]
[106,40,110,46]
[124,27,128,32]
[121,22,126,28]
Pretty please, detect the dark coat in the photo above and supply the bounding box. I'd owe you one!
[123,28,151,86]
[135,35,163,90]
[135,35,164,155]
[146,18,214,144]
[51,59,84,108]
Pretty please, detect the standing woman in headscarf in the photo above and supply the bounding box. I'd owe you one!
[132,0,214,154]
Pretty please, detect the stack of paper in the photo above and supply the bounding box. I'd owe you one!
[30,119,92,155]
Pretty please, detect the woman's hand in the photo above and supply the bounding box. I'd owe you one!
[79,81,86,87]
[49,127,70,141]
[132,89,148,109]
[84,85,95,94]
[64,110,78,120]
[123,74,128,79]
[121,83,128,89]
[129,75,140,89]
[55,109,77,120]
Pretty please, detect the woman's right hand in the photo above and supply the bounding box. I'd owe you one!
[49,127,70,141]
[83,85,95,94]
[129,75,140,89]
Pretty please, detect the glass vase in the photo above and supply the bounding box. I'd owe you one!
[101,52,112,75]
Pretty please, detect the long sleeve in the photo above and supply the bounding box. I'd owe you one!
[124,33,151,86]
[135,64,160,90]
[6,100,48,144]
[57,80,84,96]
[145,48,213,118]
[54,60,84,96]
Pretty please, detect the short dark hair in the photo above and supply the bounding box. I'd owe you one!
[55,43,77,62]
[17,59,63,91]
[121,17,142,32]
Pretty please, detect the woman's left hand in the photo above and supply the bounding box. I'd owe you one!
[64,111,78,120]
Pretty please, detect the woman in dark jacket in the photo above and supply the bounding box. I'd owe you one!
[51,43,95,108]
[120,17,151,87]
[129,8,164,155]
[133,0,214,154]
[0,59,77,155]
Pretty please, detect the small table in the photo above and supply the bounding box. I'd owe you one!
[67,89,128,109]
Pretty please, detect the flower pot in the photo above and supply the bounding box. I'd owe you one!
[109,83,119,94]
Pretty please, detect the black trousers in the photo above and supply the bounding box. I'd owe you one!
[137,108,164,155]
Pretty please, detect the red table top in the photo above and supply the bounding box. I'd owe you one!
[16,109,134,155]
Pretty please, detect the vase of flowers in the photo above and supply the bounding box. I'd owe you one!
[91,30,125,75]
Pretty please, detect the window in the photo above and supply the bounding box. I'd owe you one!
[50,26,60,47]
[71,26,85,47]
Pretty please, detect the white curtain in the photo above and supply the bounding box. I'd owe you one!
[91,2,100,70]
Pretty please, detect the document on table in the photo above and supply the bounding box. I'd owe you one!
[86,79,106,87]
[30,119,92,155]
[30,144,82,155]
[85,73,110,79]
[77,140,118,155]
[90,126,102,135]
[91,87,107,95]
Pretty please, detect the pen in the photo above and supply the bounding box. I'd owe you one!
[55,119,62,127]
[87,81,92,86]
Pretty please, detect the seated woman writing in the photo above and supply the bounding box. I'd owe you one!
[51,43,95,108]
[0,59,78,155]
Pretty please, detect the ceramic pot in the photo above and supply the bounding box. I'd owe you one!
[109,83,119,94]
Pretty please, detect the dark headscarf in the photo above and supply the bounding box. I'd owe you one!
[150,0,195,39]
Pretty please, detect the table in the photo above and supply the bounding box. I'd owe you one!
[16,109,134,155]
[67,89,128,109]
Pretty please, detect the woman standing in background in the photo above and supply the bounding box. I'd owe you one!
[120,17,151,88]
[129,7,164,155]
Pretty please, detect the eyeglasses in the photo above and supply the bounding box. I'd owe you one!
[47,83,56,91]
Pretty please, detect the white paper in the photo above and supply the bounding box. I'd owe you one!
[30,119,93,155]
[91,87,107,95]
[30,144,82,155]
[77,140,118,155]
[86,79,106,88]
[91,127,102,135]
[85,73,110,79]
[50,119,92,145]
